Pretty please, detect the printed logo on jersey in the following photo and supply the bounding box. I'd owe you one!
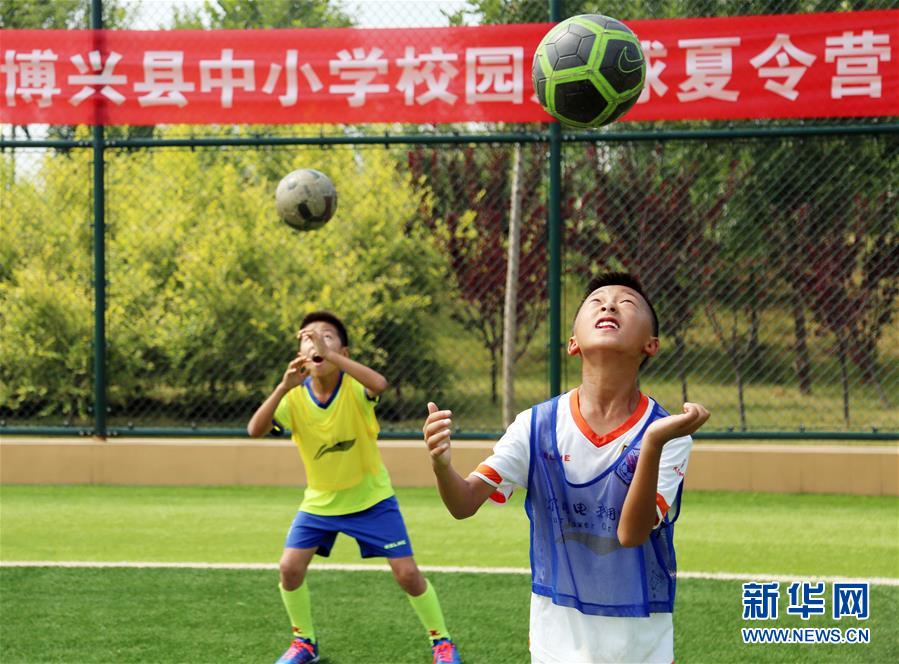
[559,529,621,555]
[314,438,356,459]
[615,449,640,485]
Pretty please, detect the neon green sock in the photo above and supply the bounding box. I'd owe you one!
[279,582,316,643]
[407,579,450,642]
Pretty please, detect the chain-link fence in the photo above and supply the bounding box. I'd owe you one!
[2,0,897,438]
[560,135,898,434]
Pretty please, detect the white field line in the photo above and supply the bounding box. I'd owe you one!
[2,560,897,586]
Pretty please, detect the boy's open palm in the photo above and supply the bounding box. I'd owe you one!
[645,402,710,445]
[423,402,453,467]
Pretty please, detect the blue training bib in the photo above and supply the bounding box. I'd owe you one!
[525,395,682,617]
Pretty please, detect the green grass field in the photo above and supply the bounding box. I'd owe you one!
[2,486,897,663]
[2,568,895,663]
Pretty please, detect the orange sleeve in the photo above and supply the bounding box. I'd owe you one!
[473,464,508,504]
[475,463,503,485]
[656,493,670,517]
[653,493,670,526]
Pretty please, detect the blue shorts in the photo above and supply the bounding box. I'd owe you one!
[284,495,414,559]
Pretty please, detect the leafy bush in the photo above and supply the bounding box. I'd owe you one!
[1,130,450,424]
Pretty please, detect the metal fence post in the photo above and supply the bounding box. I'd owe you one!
[547,0,563,398]
[91,0,107,438]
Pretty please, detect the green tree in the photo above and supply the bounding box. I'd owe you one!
[564,142,735,403]
[796,172,898,424]
[0,145,94,420]
[2,128,449,426]
[730,134,898,399]
[171,0,351,29]
[0,0,131,29]
[450,0,897,24]
[408,144,549,406]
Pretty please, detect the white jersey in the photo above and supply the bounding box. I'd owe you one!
[472,390,692,664]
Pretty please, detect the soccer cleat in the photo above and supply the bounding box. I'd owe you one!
[275,637,319,664]
[431,638,462,664]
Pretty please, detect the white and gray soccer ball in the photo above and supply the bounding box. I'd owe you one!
[275,168,338,231]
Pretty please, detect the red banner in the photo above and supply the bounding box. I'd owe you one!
[1,10,896,125]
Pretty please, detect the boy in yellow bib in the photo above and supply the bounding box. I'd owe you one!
[248,311,461,664]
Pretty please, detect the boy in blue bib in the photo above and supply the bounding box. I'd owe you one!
[423,273,710,663]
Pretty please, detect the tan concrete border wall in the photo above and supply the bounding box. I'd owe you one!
[1,437,896,495]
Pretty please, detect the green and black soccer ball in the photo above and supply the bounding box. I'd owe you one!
[533,15,646,128]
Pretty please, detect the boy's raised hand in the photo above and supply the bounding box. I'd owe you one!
[644,402,710,446]
[423,402,453,468]
[299,328,330,360]
[280,353,310,391]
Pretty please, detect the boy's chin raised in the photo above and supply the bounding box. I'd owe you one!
[578,342,643,362]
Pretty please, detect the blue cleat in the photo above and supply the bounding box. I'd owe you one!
[275,637,319,664]
[431,638,462,664]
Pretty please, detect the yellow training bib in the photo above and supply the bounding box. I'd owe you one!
[274,373,393,514]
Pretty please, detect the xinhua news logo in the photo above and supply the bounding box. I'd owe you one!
[740,581,870,645]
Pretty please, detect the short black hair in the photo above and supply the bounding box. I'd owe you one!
[583,272,659,337]
[299,310,349,347]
